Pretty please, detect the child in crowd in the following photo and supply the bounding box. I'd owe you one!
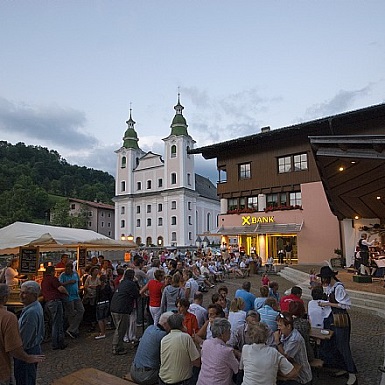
[309,269,318,288]
[261,273,270,287]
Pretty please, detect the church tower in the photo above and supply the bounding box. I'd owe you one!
[115,109,145,196]
[163,94,196,190]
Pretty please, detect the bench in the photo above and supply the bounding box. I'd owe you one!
[52,367,135,385]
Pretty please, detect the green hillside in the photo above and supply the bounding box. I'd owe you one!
[0,141,115,227]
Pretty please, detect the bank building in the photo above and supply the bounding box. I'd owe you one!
[114,96,220,248]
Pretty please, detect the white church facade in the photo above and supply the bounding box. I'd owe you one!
[113,97,220,248]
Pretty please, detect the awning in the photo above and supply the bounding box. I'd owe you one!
[214,222,303,235]
[0,222,137,255]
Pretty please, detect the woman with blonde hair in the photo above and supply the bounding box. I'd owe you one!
[228,297,246,331]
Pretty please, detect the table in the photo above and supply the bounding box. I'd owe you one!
[52,367,134,385]
[309,327,333,341]
[309,328,334,358]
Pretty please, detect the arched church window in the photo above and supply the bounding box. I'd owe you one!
[121,156,126,168]
[171,145,177,158]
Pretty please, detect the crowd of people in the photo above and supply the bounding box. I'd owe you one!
[0,248,358,385]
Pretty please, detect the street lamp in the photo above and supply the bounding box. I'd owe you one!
[127,234,134,242]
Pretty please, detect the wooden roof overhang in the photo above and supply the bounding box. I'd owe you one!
[310,135,385,221]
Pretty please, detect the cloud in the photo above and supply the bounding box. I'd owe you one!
[181,86,280,145]
[0,96,98,149]
[305,85,373,119]
[66,143,117,176]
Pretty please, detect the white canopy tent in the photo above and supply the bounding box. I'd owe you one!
[0,221,136,255]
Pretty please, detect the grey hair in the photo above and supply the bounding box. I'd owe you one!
[211,318,231,338]
[247,322,269,344]
[167,313,184,330]
[21,280,41,296]
[0,283,10,302]
[159,311,174,326]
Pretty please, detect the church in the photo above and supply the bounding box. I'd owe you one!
[113,96,220,248]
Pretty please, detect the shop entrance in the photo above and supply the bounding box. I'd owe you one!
[268,235,297,264]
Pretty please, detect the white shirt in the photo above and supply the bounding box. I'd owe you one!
[228,310,246,331]
[308,299,331,328]
[325,282,351,309]
[240,343,293,385]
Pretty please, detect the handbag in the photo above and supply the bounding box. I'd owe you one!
[332,312,349,328]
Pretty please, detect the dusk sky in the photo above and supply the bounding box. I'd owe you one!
[1,1,385,182]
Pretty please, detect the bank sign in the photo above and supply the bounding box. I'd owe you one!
[242,215,275,226]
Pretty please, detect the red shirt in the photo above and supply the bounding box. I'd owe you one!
[148,279,164,307]
[183,312,199,336]
[279,294,304,312]
[41,275,65,301]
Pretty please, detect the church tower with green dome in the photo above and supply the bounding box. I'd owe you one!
[115,109,145,198]
[163,94,196,191]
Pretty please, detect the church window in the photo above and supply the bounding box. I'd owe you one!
[147,180,152,189]
[171,145,177,158]
[121,206,125,214]
[158,178,163,187]
[171,201,176,210]
[158,217,163,226]
[171,216,177,225]
[171,173,177,184]
[171,232,177,242]
[121,156,126,168]
[147,218,152,227]
[137,181,142,190]
[121,181,126,192]
[187,173,191,186]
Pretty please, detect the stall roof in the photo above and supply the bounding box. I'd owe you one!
[0,222,136,254]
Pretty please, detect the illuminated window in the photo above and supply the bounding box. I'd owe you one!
[239,163,251,179]
[278,156,291,173]
[294,153,308,171]
[290,192,302,206]
[278,153,308,173]
[247,196,258,210]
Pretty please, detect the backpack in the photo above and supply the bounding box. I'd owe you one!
[0,267,6,283]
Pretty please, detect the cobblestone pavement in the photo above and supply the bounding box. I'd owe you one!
[36,272,385,385]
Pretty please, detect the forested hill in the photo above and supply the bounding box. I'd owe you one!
[0,141,115,227]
